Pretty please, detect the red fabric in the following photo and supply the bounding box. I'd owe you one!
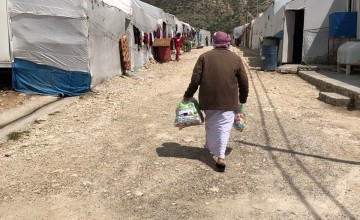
[175,46,180,61]
[156,28,161,38]
[172,36,182,47]
[143,32,149,44]
[172,36,182,61]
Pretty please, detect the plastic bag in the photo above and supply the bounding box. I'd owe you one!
[234,104,246,131]
[174,98,204,129]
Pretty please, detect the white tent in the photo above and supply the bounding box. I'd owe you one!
[104,0,132,17]
[260,0,292,62]
[233,26,246,39]
[282,0,347,64]
[165,13,177,37]
[182,22,192,36]
[0,0,11,67]
[131,0,158,33]
[251,13,263,50]
[129,0,170,70]
[174,17,184,36]
[10,0,128,96]
[274,0,293,14]
[132,0,167,35]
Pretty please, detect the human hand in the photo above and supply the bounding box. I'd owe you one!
[183,96,190,102]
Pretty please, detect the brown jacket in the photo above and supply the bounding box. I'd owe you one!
[184,48,249,111]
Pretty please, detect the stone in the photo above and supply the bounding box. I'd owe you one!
[318,92,350,107]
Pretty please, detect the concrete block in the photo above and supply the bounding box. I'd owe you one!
[318,92,350,107]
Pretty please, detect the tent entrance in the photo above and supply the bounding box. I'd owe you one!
[283,9,305,64]
[162,22,167,38]
[292,10,304,64]
[0,68,11,90]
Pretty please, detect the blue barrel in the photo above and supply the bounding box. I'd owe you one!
[261,45,278,71]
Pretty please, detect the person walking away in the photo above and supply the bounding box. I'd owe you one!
[172,33,182,61]
[183,31,249,172]
[205,36,209,46]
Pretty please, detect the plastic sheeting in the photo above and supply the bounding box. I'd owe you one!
[131,0,158,32]
[10,0,128,96]
[337,41,360,64]
[133,0,166,21]
[251,14,263,50]
[174,17,183,35]
[11,14,89,72]
[132,0,167,34]
[0,0,11,65]
[182,22,191,35]
[12,58,90,96]
[302,0,347,64]
[303,28,329,64]
[126,23,153,71]
[166,13,176,37]
[103,0,132,17]
[274,0,292,14]
[329,12,357,38]
[285,0,306,10]
[233,26,245,38]
[87,1,126,87]
[9,0,87,18]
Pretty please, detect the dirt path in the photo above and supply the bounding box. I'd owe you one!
[0,47,359,219]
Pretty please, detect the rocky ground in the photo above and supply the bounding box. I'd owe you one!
[0,46,359,220]
[0,90,31,112]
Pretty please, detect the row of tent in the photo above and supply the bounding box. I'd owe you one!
[3,0,211,96]
[233,0,359,65]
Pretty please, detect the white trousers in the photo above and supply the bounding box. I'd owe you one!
[204,110,235,159]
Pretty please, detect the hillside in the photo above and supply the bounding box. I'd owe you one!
[141,0,272,34]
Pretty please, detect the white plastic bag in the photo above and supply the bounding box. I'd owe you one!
[174,98,204,129]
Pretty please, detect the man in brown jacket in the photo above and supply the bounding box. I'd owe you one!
[183,31,249,172]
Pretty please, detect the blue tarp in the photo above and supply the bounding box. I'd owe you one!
[273,30,284,40]
[329,12,357,38]
[12,59,91,96]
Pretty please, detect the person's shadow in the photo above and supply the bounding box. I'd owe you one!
[156,142,232,172]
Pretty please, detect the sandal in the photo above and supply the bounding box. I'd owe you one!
[215,163,226,172]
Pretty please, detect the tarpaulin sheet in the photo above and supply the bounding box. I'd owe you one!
[12,58,90,96]
[131,1,158,32]
[103,0,132,17]
[11,14,89,72]
[9,0,86,18]
[87,1,126,87]
[285,0,305,10]
[329,12,357,37]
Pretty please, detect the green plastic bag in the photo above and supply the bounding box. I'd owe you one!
[234,104,246,131]
[174,98,204,129]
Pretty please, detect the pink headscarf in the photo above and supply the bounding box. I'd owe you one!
[213,31,231,49]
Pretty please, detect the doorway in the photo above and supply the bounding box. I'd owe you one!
[0,68,12,90]
[292,10,304,64]
[162,22,167,38]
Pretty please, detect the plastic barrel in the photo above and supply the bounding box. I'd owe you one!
[156,47,171,62]
[261,45,278,71]
[263,37,279,46]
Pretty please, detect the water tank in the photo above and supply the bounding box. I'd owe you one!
[337,41,360,65]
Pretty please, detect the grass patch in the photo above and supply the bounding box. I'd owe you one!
[7,131,30,141]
